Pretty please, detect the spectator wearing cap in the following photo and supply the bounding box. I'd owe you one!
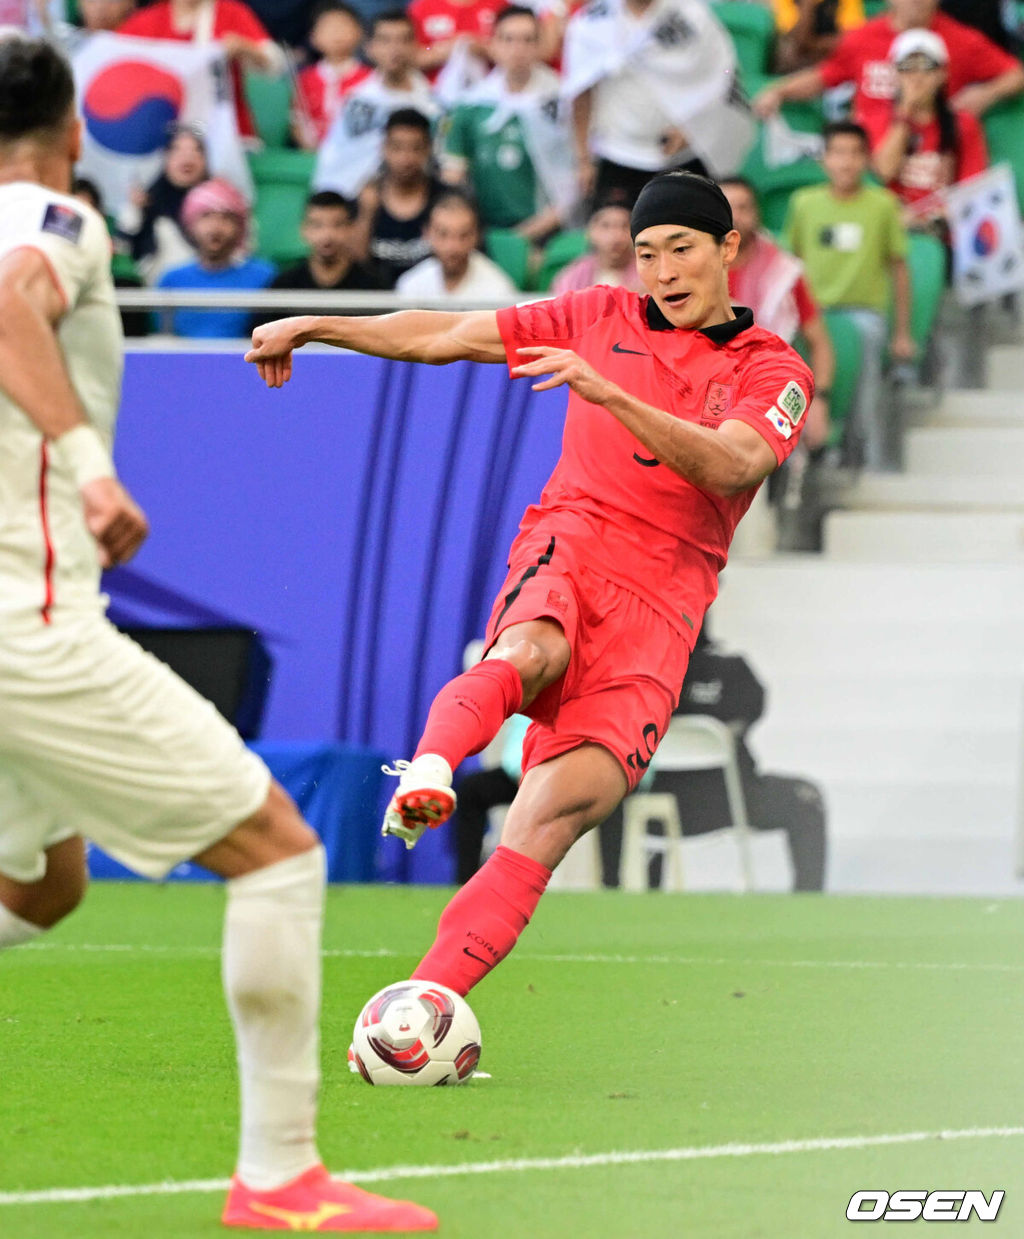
[550,192,645,294]
[440,5,575,242]
[867,27,988,222]
[115,126,208,284]
[754,0,1024,129]
[396,191,518,297]
[157,178,275,337]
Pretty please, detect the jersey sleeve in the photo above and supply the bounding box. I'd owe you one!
[0,199,109,312]
[494,285,623,371]
[957,23,1021,82]
[723,347,815,466]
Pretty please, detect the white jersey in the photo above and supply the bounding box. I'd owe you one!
[0,182,122,626]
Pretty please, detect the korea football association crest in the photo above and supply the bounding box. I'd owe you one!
[700,380,734,427]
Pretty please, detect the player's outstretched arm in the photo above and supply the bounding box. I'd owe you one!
[245,309,506,387]
[0,248,149,566]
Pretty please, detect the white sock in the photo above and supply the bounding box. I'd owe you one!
[224,845,326,1191]
[0,903,43,949]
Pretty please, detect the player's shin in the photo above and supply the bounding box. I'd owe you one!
[411,845,551,994]
[0,902,43,949]
[223,845,326,1190]
[414,659,524,770]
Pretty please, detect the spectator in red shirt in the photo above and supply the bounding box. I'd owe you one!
[292,2,371,149]
[118,0,286,142]
[753,0,1024,128]
[867,27,988,222]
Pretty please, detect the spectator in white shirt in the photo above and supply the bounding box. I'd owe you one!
[396,190,518,297]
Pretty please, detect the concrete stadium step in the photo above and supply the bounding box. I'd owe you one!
[823,781,1015,839]
[718,558,1024,619]
[822,510,1024,561]
[986,344,1024,390]
[768,670,1016,722]
[838,473,1024,511]
[910,389,1024,430]
[752,722,1016,785]
[904,426,1024,474]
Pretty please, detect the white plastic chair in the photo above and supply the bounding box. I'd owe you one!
[620,714,754,892]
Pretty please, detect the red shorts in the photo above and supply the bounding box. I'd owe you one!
[483,530,693,792]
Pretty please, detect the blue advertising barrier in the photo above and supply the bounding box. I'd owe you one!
[103,350,565,883]
[87,741,387,884]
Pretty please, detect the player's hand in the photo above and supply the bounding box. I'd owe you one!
[245,317,310,388]
[80,477,149,568]
[512,346,617,404]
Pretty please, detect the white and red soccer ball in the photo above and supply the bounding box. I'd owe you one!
[351,981,482,1086]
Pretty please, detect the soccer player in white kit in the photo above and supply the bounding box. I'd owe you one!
[0,36,436,1233]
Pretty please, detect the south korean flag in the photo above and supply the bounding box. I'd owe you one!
[944,163,1024,307]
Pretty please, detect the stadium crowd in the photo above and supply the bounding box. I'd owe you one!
[27,0,1024,527]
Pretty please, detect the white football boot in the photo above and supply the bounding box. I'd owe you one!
[380,755,457,849]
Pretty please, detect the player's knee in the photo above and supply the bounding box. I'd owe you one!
[489,638,565,696]
[5,870,87,929]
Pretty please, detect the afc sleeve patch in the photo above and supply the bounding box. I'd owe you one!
[776,379,808,426]
[41,202,84,245]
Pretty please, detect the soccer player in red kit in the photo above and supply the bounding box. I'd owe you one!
[246,172,812,997]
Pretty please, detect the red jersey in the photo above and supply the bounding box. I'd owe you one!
[862,107,989,205]
[119,0,273,140]
[495,286,813,632]
[294,60,372,145]
[408,0,500,50]
[818,13,1018,132]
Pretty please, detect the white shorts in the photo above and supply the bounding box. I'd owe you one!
[0,611,271,883]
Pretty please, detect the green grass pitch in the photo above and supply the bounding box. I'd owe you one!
[1,883,1022,1238]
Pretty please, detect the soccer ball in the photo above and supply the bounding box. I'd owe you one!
[351,980,482,1086]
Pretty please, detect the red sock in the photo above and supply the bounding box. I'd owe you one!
[413,659,523,771]
[411,846,551,995]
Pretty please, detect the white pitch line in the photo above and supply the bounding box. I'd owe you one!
[19,942,1024,973]
[2,1126,1023,1207]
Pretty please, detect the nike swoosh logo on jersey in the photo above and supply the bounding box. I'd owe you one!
[462,946,492,967]
[612,342,649,356]
[633,452,660,467]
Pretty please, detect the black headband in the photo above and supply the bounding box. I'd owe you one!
[629,172,733,241]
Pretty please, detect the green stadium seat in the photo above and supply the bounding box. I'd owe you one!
[253,180,308,265]
[862,0,886,14]
[485,228,531,290]
[712,2,776,84]
[821,309,864,449]
[982,96,1024,214]
[247,148,318,188]
[536,229,589,292]
[244,71,293,150]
